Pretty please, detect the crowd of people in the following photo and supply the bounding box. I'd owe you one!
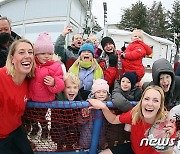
[0,16,179,154]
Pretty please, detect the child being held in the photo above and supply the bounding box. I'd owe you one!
[28,32,65,141]
[121,29,152,82]
[79,79,110,149]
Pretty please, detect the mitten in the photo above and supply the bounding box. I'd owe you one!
[109,54,118,67]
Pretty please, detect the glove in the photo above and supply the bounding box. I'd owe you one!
[109,54,118,67]
[121,46,126,52]
[79,87,91,100]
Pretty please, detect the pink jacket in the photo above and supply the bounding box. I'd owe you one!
[29,60,65,102]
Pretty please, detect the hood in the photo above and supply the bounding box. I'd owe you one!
[136,40,152,55]
[152,58,175,93]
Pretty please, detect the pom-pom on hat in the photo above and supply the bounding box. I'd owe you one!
[101,36,115,50]
[120,72,138,88]
[92,79,109,94]
[78,43,94,56]
[34,32,54,55]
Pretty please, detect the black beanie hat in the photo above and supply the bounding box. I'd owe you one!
[120,72,138,88]
[101,36,115,50]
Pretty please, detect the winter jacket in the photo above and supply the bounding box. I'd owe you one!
[143,58,180,106]
[112,80,142,112]
[94,45,102,59]
[99,50,122,88]
[0,45,8,68]
[121,40,152,81]
[175,63,180,76]
[55,34,80,71]
[69,59,103,100]
[29,60,65,102]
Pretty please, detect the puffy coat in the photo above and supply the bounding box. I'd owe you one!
[121,40,152,81]
[29,60,65,102]
[112,80,142,112]
[143,58,180,106]
[99,50,122,90]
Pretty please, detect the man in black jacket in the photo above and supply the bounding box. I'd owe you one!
[0,32,10,67]
[0,16,21,46]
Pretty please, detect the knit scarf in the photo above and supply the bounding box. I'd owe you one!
[79,61,92,68]
[70,59,103,80]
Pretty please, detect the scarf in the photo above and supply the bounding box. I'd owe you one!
[70,59,103,80]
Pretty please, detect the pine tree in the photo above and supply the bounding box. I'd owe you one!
[147,1,170,37]
[118,1,148,31]
[170,0,180,59]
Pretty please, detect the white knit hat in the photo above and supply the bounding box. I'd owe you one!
[92,79,109,94]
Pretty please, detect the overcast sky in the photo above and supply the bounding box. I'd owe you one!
[92,0,175,27]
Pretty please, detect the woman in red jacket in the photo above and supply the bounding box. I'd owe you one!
[99,37,122,92]
[0,39,35,154]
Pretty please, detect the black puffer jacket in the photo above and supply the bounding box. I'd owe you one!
[143,58,180,106]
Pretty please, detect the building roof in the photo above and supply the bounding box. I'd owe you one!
[107,28,174,45]
[0,0,13,6]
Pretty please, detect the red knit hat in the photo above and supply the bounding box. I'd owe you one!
[92,79,109,94]
[34,32,54,55]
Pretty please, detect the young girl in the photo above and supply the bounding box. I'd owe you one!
[88,85,176,154]
[79,79,110,149]
[86,35,102,59]
[69,43,103,100]
[51,72,82,151]
[121,29,152,82]
[28,32,65,140]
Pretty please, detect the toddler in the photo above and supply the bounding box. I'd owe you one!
[79,79,110,149]
[28,32,65,141]
[121,29,152,82]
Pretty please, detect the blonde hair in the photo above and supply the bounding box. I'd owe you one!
[131,28,144,41]
[6,39,35,78]
[132,85,167,125]
[86,35,98,45]
[64,72,80,88]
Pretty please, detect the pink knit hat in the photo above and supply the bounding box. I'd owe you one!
[92,79,109,94]
[34,32,54,55]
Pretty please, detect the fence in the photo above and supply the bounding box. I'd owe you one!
[23,101,180,154]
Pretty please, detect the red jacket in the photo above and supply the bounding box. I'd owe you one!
[121,40,152,81]
[102,66,117,87]
[29,60,65,102]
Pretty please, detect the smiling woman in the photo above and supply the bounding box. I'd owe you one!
[87,85,176,154]
[0,39,35,154]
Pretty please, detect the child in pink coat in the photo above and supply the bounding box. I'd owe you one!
[28,32,65,140]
